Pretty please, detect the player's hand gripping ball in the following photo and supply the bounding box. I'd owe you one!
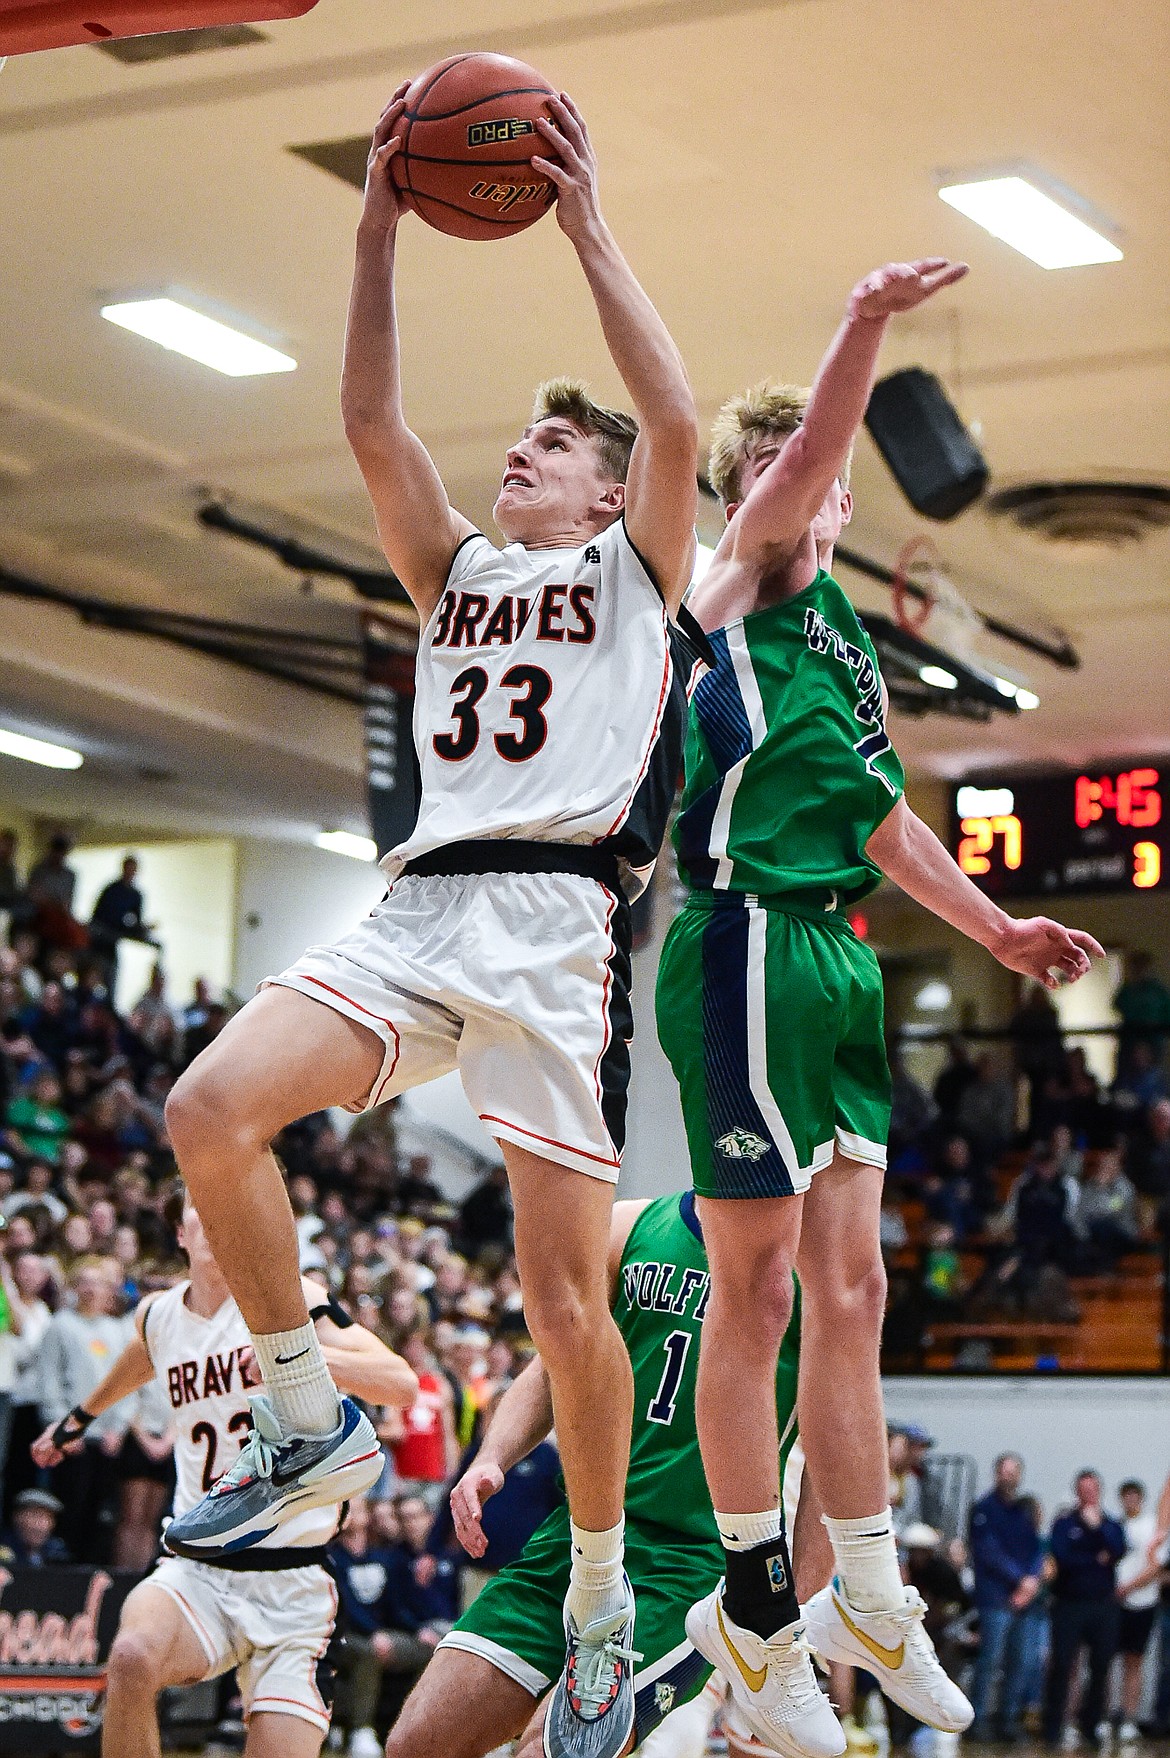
[388,52,559,240]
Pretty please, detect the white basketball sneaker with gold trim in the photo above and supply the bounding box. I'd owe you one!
[802,1583,972,1733]
[685,1582,845,1758]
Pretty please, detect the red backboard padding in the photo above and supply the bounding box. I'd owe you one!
[0,0,317,55]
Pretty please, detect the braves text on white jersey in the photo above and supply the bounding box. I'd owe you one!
[384,519,690,897]
[143,1281,338,1549]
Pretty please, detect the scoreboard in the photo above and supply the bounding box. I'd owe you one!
[949,765,1165,897]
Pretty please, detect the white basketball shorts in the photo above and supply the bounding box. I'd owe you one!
[269,870,634,1182]
[150,1554,339,1733]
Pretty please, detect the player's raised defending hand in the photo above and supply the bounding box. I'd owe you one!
[360,81,411,234]
[848,257,968,320]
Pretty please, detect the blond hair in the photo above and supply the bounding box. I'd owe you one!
[532,377,638,484]
[709,380,853,505]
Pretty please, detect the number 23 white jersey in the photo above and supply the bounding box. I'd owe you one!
[143,1280,338,1549]
[384,518,692,896]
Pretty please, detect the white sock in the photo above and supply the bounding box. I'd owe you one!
[823,1508,905,1614]
[566,1517,627,1629]
[251,1323,341,1437]
[715,1506,784,1551]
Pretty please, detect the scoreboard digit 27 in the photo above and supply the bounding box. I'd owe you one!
[949,765,1165,897]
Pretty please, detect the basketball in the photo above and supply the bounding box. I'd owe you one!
[391,52,559,241]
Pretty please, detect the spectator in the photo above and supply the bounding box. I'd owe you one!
[1128,1098,1170,1210]
[888,1047,938,1162]
[1113,952,1170,1075]
[1113,1480,1162,1743]
[1011,1146,1081,1273]
[383,1327,458,1505]
[1043,1470,1126,1747]
[329,1498,400,1756]
[38,1259,130,1563]
[6,1074,70,1167]
[0,831,22,918]
[934,1037,978,1127]
[889,1423,933,1535]
[127,965,175,1061]
[384,1491,461,1639]
[88,856,154,997]
[1,1250,53,1516]
[969,1451,1046,1741]
[458,1163,513,1256]
[0,1488,70,1566]
[25,835,85,954]
[1113,1044,1169,1118]
[1076,1148,1140,1272]
[957,1054,1018,1168]
[1012,985,1066,1132]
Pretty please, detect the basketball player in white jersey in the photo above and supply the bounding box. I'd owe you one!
[162,82,697,1758]
[33,1196,416,1758]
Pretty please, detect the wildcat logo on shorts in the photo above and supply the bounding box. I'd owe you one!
[469,179,549,213]
[655,1682,676,1716]
[467,118,535,147]
[768,1552,790,1592]
[715,1127,771,1161]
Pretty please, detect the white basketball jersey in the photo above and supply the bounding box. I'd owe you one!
[385,519,692,897]
[143,1281,337,1549]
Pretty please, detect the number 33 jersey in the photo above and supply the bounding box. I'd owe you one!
[385,519,691,897]
[141,1279,338,1549]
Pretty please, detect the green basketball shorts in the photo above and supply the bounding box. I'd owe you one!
[655,891,891,1199]
[438,1505,720,1742]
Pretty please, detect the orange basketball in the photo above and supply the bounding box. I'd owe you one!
[391,52,559,242]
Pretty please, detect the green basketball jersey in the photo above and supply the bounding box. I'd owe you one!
[618,1191,800,1540]
[675,570,904,901]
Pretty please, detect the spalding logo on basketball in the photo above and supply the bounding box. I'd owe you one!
[391,52,558,241]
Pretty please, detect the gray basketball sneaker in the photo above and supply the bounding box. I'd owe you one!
[165,1391,382,1559]
[543,1572,639,1758]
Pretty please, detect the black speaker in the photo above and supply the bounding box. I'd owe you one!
[864,367,988,520]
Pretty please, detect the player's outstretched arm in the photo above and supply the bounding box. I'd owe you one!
[533,95,697,609]
[866,797,1103,989]
[340,84,477,617]
[726,259,968,569]
[31,1316,154,1468]
[309,1289,418,1408]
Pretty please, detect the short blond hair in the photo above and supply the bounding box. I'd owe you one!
[709,380,853,505]
[532,377,638,484]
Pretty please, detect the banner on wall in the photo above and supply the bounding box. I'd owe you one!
[362,611,419,860]
[0,1566,139,1752]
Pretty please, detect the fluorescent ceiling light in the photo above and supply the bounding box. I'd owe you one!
[919,664,958,689]
[958,785,1016,817]
[101,298,297,377]
[315,830,377,862]
[0,728,83,770]
[1014,688,1040,710]
[938,176,1122,269]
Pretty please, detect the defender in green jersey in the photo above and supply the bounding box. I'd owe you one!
[383,1193,822,1758]
[655,259,1103,1753]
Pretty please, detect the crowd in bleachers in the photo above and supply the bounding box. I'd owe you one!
[881,959,1170,1368]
